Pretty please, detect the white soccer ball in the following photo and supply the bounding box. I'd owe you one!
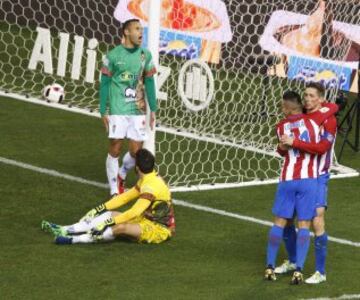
[43,83,64,103]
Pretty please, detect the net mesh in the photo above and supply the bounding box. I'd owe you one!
[0,0,359,188]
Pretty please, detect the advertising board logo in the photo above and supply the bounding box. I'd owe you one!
[28,27,98,83]
[159,39,199,60]
[178,59,214,111]
[142,27,201,60]
[288,56,352,91]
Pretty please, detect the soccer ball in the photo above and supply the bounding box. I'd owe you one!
[43,83,64,103]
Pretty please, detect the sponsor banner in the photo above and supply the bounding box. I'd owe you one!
[114,0,232,42]
[114,0,232,63]
[259,1,359,92]
[288,56,353,91]
[142,27,202,60]
[259,9,360,70]
[3,1,357,88]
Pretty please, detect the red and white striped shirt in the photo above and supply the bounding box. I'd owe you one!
[289,104,338,176]
[277,114,320,181]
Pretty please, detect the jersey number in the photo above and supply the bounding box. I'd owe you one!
[292,130,309,157]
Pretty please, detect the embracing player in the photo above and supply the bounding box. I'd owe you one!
[100,19,157,197]
[276,82,337,284]
[264,90,337,284]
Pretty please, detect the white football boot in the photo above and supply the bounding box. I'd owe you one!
[274,260,296,274]
[305,271,327,284]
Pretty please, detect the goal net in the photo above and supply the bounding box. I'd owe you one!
[0,0,359,191]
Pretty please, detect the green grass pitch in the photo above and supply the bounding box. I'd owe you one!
[0,96,360,300]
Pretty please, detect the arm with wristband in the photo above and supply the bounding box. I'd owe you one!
[79,186,140,222]
[91,183,156,236]
[91,196,152,237]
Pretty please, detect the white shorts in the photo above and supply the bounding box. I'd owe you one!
[108,115,147,141]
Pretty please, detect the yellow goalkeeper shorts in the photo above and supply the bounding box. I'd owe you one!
[130,217,171,244]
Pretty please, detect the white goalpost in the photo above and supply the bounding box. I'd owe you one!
[143,0,161,155]
[0,0,359,191]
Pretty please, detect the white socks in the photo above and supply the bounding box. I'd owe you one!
[119,152,135,180]
[106,153,119,195]
[65,212,116,244]
[102,227,115,241]
[72,234,93,244]
[64,211,113,234]
[71,227,115,244]
[106,152,136,195]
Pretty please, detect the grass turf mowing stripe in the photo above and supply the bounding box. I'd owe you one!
[1,155,360,248]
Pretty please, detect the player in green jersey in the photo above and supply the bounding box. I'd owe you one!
[100,19,157,196]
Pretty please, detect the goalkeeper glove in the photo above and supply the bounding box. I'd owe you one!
[91,218,116,239]
[80,204,107,223]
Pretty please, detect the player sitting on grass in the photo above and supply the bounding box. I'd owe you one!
[41,149,175,245]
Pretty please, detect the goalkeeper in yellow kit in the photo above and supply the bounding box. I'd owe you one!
[41,149,175,244]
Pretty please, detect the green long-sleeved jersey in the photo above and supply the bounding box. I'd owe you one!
[100,45,157,116]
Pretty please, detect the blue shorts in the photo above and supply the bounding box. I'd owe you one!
[272,178,318,221]
[316,173,330,208]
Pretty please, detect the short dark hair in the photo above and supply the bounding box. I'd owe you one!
[282,90,302,106]
[306,82,325,97]
[136,149,155,174]
[122,19,140,36]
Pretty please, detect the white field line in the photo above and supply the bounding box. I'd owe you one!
[301,294,360,300]
[1,156,360,248]
[174,200,360,247]
[0,157,108,189]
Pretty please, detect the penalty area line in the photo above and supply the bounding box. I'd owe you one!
[1,156,360,248]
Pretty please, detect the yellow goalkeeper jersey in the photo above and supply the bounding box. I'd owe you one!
[105,171,175,233]
[136,171,175,232]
